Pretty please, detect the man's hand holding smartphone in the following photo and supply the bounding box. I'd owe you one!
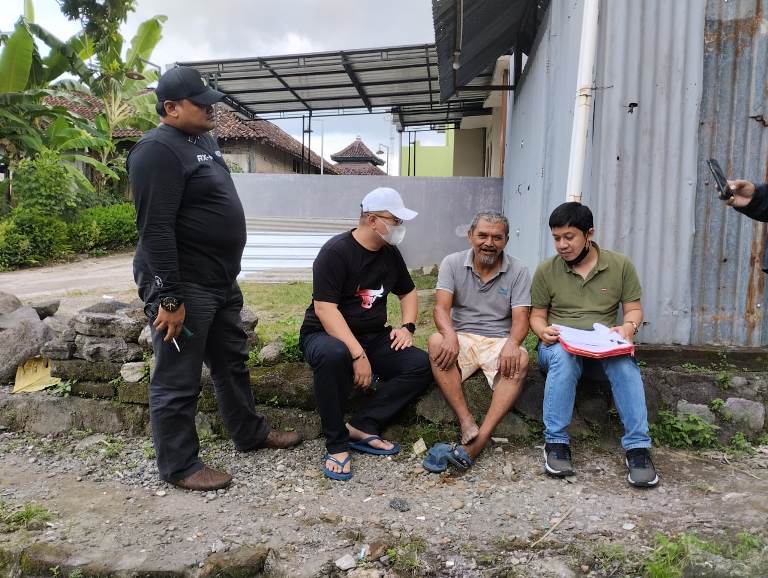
[725,179,756,208]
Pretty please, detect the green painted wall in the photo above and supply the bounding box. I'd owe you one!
[400,130,454,176]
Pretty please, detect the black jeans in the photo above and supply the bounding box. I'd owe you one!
[300,330,432,454]
[143,281,270,482]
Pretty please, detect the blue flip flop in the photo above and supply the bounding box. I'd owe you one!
[446,444,475,470]
[422,442,453,473]
[349,435,401,456]
[322,453,352,481]
[422,442,475,473]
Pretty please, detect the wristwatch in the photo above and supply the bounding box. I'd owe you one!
[624,320,639,336]
[159,296,182,312]
[402,323,416,334]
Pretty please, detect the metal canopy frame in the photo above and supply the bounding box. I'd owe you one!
[177,43,499,130]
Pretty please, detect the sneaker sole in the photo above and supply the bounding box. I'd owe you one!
[543,448,575,477]
[625,458,660,487]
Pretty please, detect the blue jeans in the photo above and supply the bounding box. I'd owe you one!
[537,342,651,450]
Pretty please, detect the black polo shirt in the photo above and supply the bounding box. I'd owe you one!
[127,124,247,300]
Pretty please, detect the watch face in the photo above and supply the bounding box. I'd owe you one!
[160,297,180,312]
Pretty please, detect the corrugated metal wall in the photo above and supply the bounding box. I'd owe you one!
[691,0,768,346]
[587,0,705,344]
[503,0,768,345]
[503,0,584,275]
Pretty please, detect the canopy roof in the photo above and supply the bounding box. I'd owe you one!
[177,43,495,130]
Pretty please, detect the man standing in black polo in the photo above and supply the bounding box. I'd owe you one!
[128,66,301,491]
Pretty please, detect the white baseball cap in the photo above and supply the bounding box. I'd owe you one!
[361,187,418,221]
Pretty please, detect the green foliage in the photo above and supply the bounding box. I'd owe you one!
[45,379,74,398]
[225,159,244,173]
[99,436,124,459]
[400,419,459,449]
[13,149,91,219]
[388,536,428,575]
[2,502,52,531]
[67,202,137,253]
[0,208,70,270]
[650,410,719,449]
[141,440,155,460]
[709,398,725,412]
[280,330,302,362]
[642,532,764,577]
[728,432,753,455]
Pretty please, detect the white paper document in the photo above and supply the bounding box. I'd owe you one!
[554,323,632,356]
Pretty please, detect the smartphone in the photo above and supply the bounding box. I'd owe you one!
[707,158,734,200]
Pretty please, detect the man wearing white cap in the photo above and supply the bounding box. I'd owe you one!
[299,187,432,480]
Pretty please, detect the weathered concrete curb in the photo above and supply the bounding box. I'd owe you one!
[0,541,274,577]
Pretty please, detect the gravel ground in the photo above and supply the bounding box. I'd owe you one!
[1,427,767,577]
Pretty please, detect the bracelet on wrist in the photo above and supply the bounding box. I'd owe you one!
[624,321,639,335]
[351,352,366,362]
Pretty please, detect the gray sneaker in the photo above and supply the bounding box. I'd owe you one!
[544,443,575,477]
[625,448,659,487]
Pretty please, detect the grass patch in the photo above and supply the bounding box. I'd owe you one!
[99,436,124,459]
[1,502,52,531]
[240,273,440,351]
[642,532,764,578]
[387,536,429,576]
[400,419,459,449]
[650,410,719,449]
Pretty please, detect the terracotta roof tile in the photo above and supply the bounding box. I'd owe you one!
[44,93,143,137]
[330,137,385,165]
[334,164,387,175]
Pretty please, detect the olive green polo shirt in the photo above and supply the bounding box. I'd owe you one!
[530,245,642,330]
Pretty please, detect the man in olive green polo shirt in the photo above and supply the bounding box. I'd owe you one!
[529,202,658,488]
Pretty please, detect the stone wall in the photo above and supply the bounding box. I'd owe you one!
[2,296,766,446]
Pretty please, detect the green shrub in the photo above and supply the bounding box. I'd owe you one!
[280,330,303,362]
[0,208,69,270]
[650,410,719,449]
[12,150,93,220]
[68,203,137,253]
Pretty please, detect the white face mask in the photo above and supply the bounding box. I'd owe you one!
[378,220,407,245]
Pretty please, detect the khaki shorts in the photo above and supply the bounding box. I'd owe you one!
[457,332,524,389]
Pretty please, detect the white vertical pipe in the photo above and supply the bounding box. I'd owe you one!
[565,0,600,202]
[320,120,324,175]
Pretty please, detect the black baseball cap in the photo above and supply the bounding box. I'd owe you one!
[155,66,225,106]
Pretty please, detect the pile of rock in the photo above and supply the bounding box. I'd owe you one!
[0,291,60,384]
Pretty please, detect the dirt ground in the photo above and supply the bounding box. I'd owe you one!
[1,426,767,577]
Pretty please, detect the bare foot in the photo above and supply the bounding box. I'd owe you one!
[460,419,480,445]
[346,423,395,452]
[325,451,351,475]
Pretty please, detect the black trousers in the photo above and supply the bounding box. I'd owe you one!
[143,281,270,482]
[300,330,432,454]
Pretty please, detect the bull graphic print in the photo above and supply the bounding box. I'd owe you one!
[355,285,384,309]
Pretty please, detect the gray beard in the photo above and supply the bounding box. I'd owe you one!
[478,251,499,266]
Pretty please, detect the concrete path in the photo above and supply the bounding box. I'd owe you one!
[0,252,311,303]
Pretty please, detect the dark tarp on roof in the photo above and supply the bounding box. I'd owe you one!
[432,0,548,102]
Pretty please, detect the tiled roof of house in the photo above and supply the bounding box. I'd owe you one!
[215,109,339,174]
[335,164,387,175]
[331,137,385,165]
[44,93,144,138]
[44,93,339,174]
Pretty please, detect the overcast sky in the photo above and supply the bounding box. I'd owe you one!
[2,0,440,172]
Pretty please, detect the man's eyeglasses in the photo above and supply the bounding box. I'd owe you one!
[372,213,403,226]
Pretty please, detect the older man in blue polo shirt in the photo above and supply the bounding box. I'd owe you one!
[423,211,531,472]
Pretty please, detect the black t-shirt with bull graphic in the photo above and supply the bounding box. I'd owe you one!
[300,230,415,336]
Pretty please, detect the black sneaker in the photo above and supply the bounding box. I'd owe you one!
[544,443,575,477]
[625,448,659,487]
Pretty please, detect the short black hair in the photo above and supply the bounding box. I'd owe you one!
[548,202,593,233]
